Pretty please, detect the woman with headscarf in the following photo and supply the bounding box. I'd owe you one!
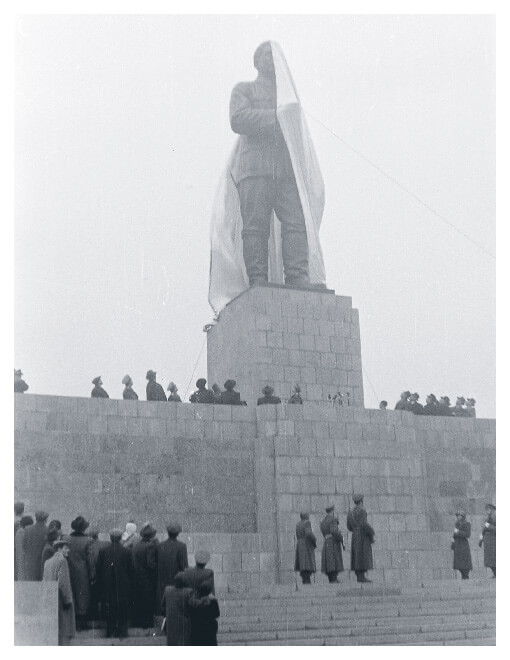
[121,522,140,550]
[132,523,158,628]
[15,515,33,581]
[67,516,95,630]
[451,510,472,580]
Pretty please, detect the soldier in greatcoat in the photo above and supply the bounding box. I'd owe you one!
[181,550,215,594]
[67,516,95,630]
[450,510,472,579]
[132,522,159,628]
[294,512,316,584]
[320,505,344,583]
[91,376,109,398]
[23,510,49,580]
[347,494,375,583]
[146,370,167,401]
[43,536,76,645]
[156,523,189,605]
[96,529,134,638]
[161,572,193,645]
[479,503,496,577]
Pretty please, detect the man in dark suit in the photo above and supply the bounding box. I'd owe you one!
[229,42,310,288]
[156,523,189,604]
[146,370,167,401]
[23,510,49,580]
[181,550,215,595]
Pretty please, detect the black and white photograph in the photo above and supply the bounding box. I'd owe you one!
[11,6,497,647]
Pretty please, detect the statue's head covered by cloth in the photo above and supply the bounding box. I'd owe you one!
[208,41,327,315]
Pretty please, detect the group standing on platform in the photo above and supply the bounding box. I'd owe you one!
[391,391,477,417]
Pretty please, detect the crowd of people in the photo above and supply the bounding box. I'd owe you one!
[378,391,477,417]
[14,503,218,646]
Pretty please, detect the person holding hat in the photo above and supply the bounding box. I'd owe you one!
[91,376,109,398]
[465,398,477,418]
[43,536,75,645]
[257,384,282,405]
[167,382,182,402]
[479,503,496,577]
[15,515,33,581]
[161,571,194,645]
[132,523,159,628]
[181,550,215,594]
[294,513,316,584]
[189,378,215,404]
[122,375,138,400]
[451,510,472,579]
[14,369,29,393]
[23,510,49,580]
[395,391,411,411]
[68,516,94,630]
[320,505,344,583]
[347,495,375,584]
[96,529,134,638]
[146,370,167,401]
[219,379,244,405]
[408,392,424,415]
[288,384,303,404]
[157,522,189,605]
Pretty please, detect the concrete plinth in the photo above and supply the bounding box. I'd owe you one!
[207,284,364,407]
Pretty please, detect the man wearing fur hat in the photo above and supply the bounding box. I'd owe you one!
[320,504,344,583]
[91,376,109,398]
[157,522,189,604]
[122,374,138,400]
[146,370,167,401]
[347,494,375,583]
[181,550,215,595]
[43,536,75,645]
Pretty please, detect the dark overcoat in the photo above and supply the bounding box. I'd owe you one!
[67,532,95,616]
[481,513,496,568]
[96,541,134,630]
[132,538,158,627]
[219,390,242,405]
[146,381,167,401]
[43,552,76,643]
[162,585,193,645]
[123,386,138,400]
[91,385,109,398]
[294,520,316,573]
[23,521,48,581]
[181,566,215,594]
[190,388,215,404]
[15,527,27,581]
[320,514,344,574]
[257,395,282,405]
[156,538,189,604]
[452,520,472,570]
[189,594,220,646]
[347,505,374,571]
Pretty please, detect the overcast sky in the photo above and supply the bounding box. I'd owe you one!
[14,14,495,415]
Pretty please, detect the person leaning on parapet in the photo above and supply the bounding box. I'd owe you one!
[157,523,189,605]
[465,398,477,418]
[146,370,167,401]
[347,494,375,584]
[437,396,452,416]
[181,550,215,595]
[122,374,138,400]
[479,503,496,578]
[14,369,29,393]
[294,512,317,584]
[408,392,424,415]
[288,384,303,404]
[91,376,109,398]
[43,535,76,645]
[189,378,215,404]
[379,400,388,410]
[320,504,344,584]
[450,509,472,580]
[422,393,439,415]
[394,391,411,411]
[257,384,281,405]
[23,509,49,581]
[219,379,244,405]
[167,382,182,402]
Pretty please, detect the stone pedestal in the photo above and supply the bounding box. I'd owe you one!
[207,284,364,407]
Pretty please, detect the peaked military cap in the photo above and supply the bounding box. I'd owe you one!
[92,376,102,385]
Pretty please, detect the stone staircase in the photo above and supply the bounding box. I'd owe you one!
[72,579,495,646]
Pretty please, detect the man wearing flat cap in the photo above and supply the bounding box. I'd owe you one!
[189,378,215,404]
[132,523,159,628]
[157,522,189,605]
[320,505,344,583]
[146,370,167,401]
[68,516,95,630]
[479,503,496,577]
[96,529,134,638]
[91,376,109,398]
[347,494,375,583]
[294,513,317,584]
[122,374,138,400]
[219,379,243,405]
[257,384,282,405]
[181,550,215,595]
[23,510,49,580]
[43,536,75,645]
[14,369,29,393]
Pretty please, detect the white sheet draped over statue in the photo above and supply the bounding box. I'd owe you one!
[208,41,327,315]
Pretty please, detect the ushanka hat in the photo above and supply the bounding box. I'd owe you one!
[71,516,89,533]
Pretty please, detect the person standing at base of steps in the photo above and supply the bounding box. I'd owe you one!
[294,512,317,584]
[156,522,189,605]
[451,509,472,580]
[347,494,375,583]
[161,572,193,645]
[320,504,344,583]
[479,503,496,578]
[43,536,76,646]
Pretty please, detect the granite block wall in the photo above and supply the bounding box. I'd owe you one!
[15,582,58,645]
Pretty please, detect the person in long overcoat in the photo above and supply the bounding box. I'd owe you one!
[479,503,496,577]
[451,510,472,579]
[132,523,159,628]
[294,513,316,584]
[91,376,109,398]
[43,536,76,646]
[161,572,193,645]
[181,551,215,594]
[87,525,110,620]
[156,523,189,604]
[67,516,95,630]
[96,529,134,638]
[40,527,61,576]
[15,515,33,581]
[23,510,49,580]
[347,494,375,583]
[189,581,220,646]
[320,505,344,583]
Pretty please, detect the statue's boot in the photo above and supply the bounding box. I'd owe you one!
[282,229,310,287]
[243,234,269,286]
